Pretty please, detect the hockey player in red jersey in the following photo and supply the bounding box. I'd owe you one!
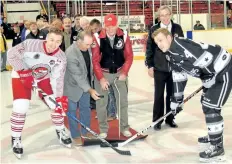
[7,27,72,159]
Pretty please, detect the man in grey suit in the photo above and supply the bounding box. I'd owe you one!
[63,30,100,146]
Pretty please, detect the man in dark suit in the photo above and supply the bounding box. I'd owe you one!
[145,5,184,131]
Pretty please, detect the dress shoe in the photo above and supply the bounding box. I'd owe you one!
[99,133,107,139]
[107,116,116,121]
[121,130,132,137]
[154,124,161,131]
[73,137,83,146]
[165,121,178,128]
[82,132,95,139]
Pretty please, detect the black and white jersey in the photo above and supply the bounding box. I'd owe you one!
[166,37,231,100]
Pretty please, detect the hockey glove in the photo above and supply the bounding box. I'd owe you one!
[44,95,68,116]
[201,74,216,88]
[17,70,34,89]
[55,96,68,116]
[170,96,183,115]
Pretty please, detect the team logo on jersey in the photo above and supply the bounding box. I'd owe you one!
[49,60,55,65]
[34,53,40,59]
[32,64,51,80]
[115,38,124,49]
[222,54,227,60]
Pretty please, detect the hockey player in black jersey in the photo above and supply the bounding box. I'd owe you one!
[152,28,232,163]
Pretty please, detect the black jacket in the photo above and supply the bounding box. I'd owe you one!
[12,33,21,47]
[71,26,83,43]
[26,30,46,40]
[145,21,184,72]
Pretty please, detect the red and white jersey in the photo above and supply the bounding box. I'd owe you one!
[8,39,67,97]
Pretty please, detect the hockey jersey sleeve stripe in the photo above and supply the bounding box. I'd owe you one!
[7,41,28,71]
[174,38,197,60]
[172,70,188,100]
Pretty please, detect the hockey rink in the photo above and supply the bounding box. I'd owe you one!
[1,60,232,163]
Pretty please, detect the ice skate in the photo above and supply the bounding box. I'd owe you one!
[56,129,72,148]
[199,144,226,163]
[12,137,23,159]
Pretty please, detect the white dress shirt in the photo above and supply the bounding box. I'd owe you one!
[160,22,172,32]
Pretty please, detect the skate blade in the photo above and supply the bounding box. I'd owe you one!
[14,153,22,159]
[60,142,72,148]
[199,155,226,163]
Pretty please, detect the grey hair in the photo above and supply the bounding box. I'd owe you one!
[158,5,172,16]
[76,30,92,41]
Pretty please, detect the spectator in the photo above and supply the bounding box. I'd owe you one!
[64,30,100,145]
[1,17,14,39]
[71,14,82,43]
[36,19,49,35]
[36,9,49,22]
[79,17,90,30]
[21,20,30,41]
[0,26,7,72]
[62,17,72,50]
[90,19,101,34]
[145,5,184,131]
[26,22,46,40]
[92,14,133,138]
[194,20,205,30]
[51,18,63,30]
[12,25,21,47]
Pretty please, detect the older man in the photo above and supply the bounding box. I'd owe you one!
[26,22,46,40]
[145,5,184,131]
[92,14,133,138]
[64,30,100,145]
[62,17,72,50]
[79,16,90,30]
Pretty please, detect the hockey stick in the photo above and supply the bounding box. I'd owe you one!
[114,77,121,139]
[101,86,203,148]
[33,85,131,156]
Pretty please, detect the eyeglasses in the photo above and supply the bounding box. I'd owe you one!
[160,14,171,18]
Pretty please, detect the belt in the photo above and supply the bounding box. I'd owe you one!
[102,67,122,74]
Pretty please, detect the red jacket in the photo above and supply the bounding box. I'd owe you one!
[92,28,133,81]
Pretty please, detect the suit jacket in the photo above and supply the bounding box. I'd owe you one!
[63,43,93,102]
[145,20,184,72]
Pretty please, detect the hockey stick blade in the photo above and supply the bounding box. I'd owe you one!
[100,142,118,147]
[66,113,131,156]
[33,86,131,156]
